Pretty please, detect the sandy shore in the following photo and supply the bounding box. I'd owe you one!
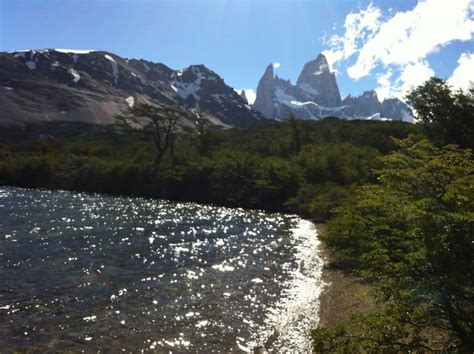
[315,224,376,329]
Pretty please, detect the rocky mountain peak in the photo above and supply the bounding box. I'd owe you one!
[252,63,278,119]
[253,53,413,122]
[381,97,414,122]
[298,53,330,77]
[240,90,249,104]
[342,90,382,118]
[362,89,378,98]
[296,53,341,107]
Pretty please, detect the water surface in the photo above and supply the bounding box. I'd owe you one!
[0,187,324,351]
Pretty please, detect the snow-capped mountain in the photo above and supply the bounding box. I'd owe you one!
[253,53,414,122]
[0,49,258,127]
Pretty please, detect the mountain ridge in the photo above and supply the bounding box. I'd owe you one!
[0,49,258,128]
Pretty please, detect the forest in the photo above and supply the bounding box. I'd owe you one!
[0,78,472,351]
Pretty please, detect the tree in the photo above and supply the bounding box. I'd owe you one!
[315,138,474,351]
[115,103,184,174]
[286,113,301,154]
[406,77,474,149]
[192,109,215,155]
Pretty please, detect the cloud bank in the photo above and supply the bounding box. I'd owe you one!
[324,0,474,99]
[448,52,474,92]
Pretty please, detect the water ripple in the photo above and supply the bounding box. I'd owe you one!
[0,187,324,351]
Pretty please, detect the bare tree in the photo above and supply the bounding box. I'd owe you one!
[115,103,183,174]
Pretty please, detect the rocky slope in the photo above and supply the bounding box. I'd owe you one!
[253,54,414,122]
[0,49,258,128]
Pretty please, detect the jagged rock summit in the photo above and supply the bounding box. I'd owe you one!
[296,53,342,107]
[239,90,249,105]
[253,53,413,122]
[0,49,258,128]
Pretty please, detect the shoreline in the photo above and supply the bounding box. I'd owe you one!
[315,223,376,330]
[252,219,325,353]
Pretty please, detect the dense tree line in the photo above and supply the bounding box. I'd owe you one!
[0,117,417,216]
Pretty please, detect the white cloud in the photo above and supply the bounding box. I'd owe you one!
[321,50,340,74]
[324,3,382,66]
[325,0,474,99]
[448,52,474,92]
[347,0,473,80]
[376,60,435,100]
[235,88,256,105]
[375,69,394,100]
[243,89,257,105]
[272,62,281,69]
[397,60,435,95]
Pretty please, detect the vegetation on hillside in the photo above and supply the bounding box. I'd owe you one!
[313,78,473,351]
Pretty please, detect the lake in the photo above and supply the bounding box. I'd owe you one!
[0,186,324,352]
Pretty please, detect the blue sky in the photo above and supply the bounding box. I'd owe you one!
[1,0,473,101]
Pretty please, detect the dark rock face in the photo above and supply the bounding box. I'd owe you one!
[0,49,258,128]
[253,53,413,122]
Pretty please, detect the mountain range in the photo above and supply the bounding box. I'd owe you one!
[0,49,256,128]
[253,54,413,122]
[0,49,413,128]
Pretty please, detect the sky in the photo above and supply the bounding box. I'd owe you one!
[1,0,473,103]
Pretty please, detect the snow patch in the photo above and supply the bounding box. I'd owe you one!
[401,108,415,123]
[171,69,204,103]
[125,96,135,108]
[284,99,345,120]
[313,63,328,75]
[298,83,320,97]
[54,49,95,54]
[211,93,229,105]
[69,68,81,83]
[365,112,381,120]
[104,54,119,84]
[9,50,29,54]
[25,61,36,70]
[274,86,296,105]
